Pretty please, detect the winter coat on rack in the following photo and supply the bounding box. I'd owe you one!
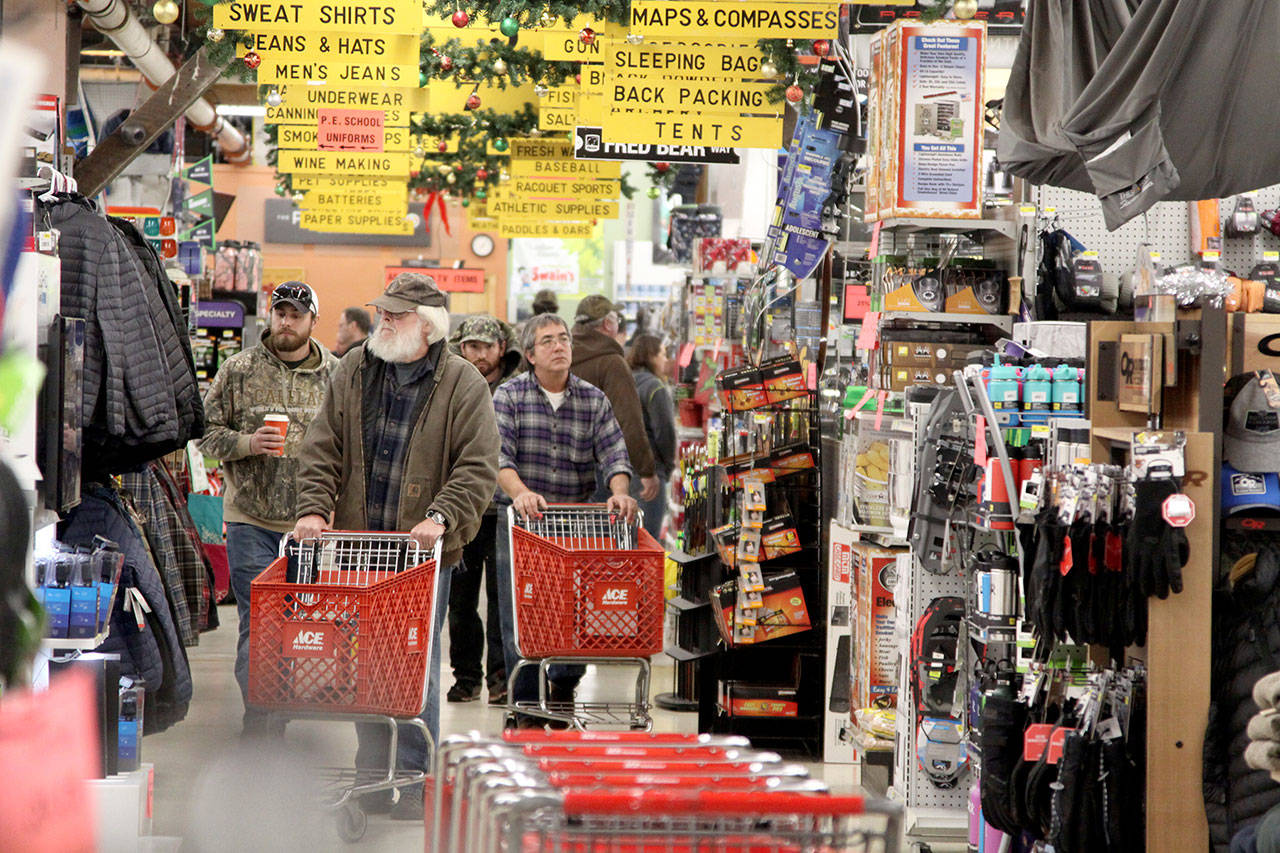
[1204,536,1280,851]
[47,194,203,473]
[59,484,193,734]
[119,465,198,647]
[147,460,219,634]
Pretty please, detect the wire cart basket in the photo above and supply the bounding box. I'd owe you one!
[490,788,901,853]
[507,505,665,730]
[247,531,441,842]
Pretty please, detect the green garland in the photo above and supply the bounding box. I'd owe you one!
[425,0,628,28]
[421,33,578,88]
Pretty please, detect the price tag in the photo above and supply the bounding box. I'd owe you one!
[1162,493,1196,528]
[1148,251,1161,262]
[874,390,887,431]
[855,311,880,350]
[1081,250,1099,258]
[1266,251,1279,262]
[677,342,694,368]
[1204,250,1221,261]
[868,220,882,258]
[1019,205,1036,215]
[1030,424,1052,439]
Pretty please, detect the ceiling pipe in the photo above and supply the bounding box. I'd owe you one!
[76,0,251,164]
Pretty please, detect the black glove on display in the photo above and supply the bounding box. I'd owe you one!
[979,693,1029,836]
[1126,478,1190,600]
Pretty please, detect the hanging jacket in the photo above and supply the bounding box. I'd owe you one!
[59,485,193,733]
[147,461,219,634]
[1205,536,1280,851]
[49,194,203,471]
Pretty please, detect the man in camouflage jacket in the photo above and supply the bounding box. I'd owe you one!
[197,282,339,736]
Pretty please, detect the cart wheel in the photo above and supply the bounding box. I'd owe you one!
[336,803,367,843]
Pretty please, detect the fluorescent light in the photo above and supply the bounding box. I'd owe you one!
[216,104,266,117]
[81,49,127,58]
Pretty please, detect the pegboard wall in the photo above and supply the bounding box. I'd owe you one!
[1035,184,1280,280]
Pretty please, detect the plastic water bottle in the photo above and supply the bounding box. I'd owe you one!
[987,357,1022,426]
[1052,366,1082,415]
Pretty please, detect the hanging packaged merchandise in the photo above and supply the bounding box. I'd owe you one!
[1221,463,1280,516]
[1226,194,1260,238]
[1249,261,1280,313]
[910,595,965,716]
[917,715,968,788]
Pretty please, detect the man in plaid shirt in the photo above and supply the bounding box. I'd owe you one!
[493,313,638,725]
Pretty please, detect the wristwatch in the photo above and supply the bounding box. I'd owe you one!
[426,510,449,529]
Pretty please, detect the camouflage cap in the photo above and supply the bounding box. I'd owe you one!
[575,294,620,323]
[456,314,505,345]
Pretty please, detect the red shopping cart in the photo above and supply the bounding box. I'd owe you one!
[247,531,441,842]
[489,789,902,853]
[507,504,665,729]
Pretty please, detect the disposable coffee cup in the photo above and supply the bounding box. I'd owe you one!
[263,414,289,456]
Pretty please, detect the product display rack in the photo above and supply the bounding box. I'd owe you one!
[655,547,721,712]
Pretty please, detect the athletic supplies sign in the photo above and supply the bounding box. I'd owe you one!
[489,197,618,219]
[574,126,740,164]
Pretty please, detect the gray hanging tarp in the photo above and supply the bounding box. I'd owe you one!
[998,0,1280,230]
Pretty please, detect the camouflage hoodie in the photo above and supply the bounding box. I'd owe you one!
[197,334,339,532]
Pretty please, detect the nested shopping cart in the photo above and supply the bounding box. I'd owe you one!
[507,504,665,729]
[248,531,441,842]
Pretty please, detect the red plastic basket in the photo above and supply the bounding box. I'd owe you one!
[247,542,438,716]
[511,512,664,658]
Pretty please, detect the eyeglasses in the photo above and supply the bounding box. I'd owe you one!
[376,308,415,323]
[534,333,571,350]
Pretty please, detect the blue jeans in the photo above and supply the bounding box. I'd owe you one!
[354,563,452,772]
[495,511,583,706]
[225,522,285,731]
[633,475,667,542]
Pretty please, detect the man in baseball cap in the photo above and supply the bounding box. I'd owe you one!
[369,270,448,312]
[444,314,521,705]
[270,280,319,314]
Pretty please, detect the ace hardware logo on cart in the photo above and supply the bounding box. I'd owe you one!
[283,623,335,657]
[592,582,639,610]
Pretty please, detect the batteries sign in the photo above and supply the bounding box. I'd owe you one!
[213,0,424,34]
[628,0,839,39]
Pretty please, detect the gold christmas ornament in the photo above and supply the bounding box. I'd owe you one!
[493,58,507,75]
[152,0,179,24]
[952,0,978,18]
[206,27,225,43]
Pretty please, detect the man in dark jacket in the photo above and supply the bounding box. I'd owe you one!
[293,273,499,820]
[443,315,521,704]
[571,295,659,501]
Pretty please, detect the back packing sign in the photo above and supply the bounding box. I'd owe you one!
[628,0,839,39]
[600,112,782,149]
[214,0,424,34]
[606,78,781,116]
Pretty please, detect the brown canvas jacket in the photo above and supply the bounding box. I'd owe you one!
[570,325,656,479]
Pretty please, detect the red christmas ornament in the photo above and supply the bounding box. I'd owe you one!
[812,39,830,57]
[451,9,470,27]
[574,73,581,84]
[579,27,596,45]
[455,163,464,172]
[476,168,489,180]
[785,84,804,104]
[437,141,448,153]
[410,170,421,178]
[466,93,481,110]
[654,162,670,173]
[243,51,261,70]
[440,55,454,71]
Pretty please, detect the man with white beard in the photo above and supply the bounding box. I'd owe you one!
[293,272,499,821]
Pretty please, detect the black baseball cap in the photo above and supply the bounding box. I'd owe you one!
[271,281,319,314]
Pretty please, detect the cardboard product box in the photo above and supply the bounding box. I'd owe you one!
[719,682,800,717]
[864,29,884,222]
[711,572,812,646]
[850,542,903,711]
[717,365,768,412]
[760,515,802,561]
[770,445,817,479]
[870,20,987,221]
[826,523,858,763]
[760,357,809,404]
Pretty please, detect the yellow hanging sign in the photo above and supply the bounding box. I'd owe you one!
[300,208,415,234]
[538,109,578,131]
[267,84,427,120]
[489,197,619,219]
[427,80,536,114]
[508,138,574,159]
[541,34,616,62]
[538,86,580,110]
[291,175,408,191]
[600,111,782,148]
[237,32,420,65]
[605,78,781,116]
[214,0,424,34]
[298,188,409,209]
[578,93,605,125]
[509,157,622,179]
[255,59,418,87]
[628,1,839,39]
[498,220,597,238]
[277,124,416,151]
[501,177,621,198]
[605,41,771,77]
[278,150,412,175]
[268,104,409,126]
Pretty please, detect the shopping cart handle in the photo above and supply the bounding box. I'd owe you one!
[560,789,866,817]
[501,731,747,746]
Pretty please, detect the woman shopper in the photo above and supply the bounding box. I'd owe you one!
[627,335,677,541]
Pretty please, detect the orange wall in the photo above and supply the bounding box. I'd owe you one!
[212,164,507,352]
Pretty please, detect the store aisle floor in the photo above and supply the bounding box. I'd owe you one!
[143,600,854,850]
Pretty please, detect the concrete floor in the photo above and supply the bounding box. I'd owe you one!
[143,599,857,851]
